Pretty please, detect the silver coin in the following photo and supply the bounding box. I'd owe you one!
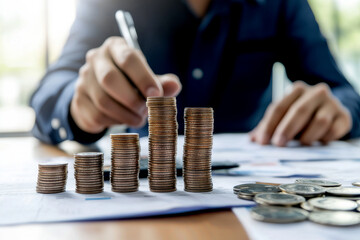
[301,201,315,212]
[357,200,360,206]
[329,195,360,201]
[326,187,360,197]
[309,211,360,226]
[237,193,254,200]
[308,197,358,211]
[352,182,360,187]
[250,206,308,223]
[279,184,325,197]
[254,193,305,206]
[233,184,280,196]
[295,179,341,187]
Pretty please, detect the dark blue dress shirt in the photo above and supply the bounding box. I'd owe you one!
[30,0,360,144]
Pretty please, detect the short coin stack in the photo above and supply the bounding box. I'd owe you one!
[110,133,140,193]
[234,179,360,226]
[147,97,178,192]
[37,163,68,194]
[183,107,214,192]
[74,152,104,194]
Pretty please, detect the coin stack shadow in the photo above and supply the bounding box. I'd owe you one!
[110,133,140,193]
[183,107,214,192]
[74,152,104,194]
[37,163,68,194]
[147,97,178,192]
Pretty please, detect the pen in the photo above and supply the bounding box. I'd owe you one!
[116,10,141,51]
[115,10,145,99]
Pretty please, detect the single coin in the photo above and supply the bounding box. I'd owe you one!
[250,206,308,223]
[254,193,305,206]
[237,193,255,200]
[295,179,341,187]
[38,162,68,167]
[326,187,360,197]
[352,182,360,187]
[75,152,103,157]
[301,201,315,212]
[279,184,325,197]
[308,197,358,211]
[309,211,360,226]
[233,184,280,195]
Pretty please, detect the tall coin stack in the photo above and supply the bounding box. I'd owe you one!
[37,163,68,194]
[147,97,178,192]
[74,152,104,194]
[110,133,140,193]
[183,107,214,192]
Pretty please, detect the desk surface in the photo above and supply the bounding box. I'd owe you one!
[0,137,248,240]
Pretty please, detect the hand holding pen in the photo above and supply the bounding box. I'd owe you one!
[70,11,181,134]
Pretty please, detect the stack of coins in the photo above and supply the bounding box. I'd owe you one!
[74,152,104,194]
[147,97,178,192]
[36,163,68,194]
[110,133,140,193]
[183,107,214,192]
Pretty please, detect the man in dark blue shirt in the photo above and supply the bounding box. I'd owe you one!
[31,0,360,147]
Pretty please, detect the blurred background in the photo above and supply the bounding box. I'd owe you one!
[0,0,359,135]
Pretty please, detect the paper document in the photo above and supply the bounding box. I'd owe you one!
[232,207,360,240]
[2,133,360,226]
[0,158,254,226]
[136,134,360,162]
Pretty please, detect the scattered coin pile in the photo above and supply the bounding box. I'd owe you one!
[147,97,178,192]
[74,152,104,194]
[183,108,214,192]
[110,133,140,193]
[234,183,280,200]
[234,179,360,226]
[36,163,68,194]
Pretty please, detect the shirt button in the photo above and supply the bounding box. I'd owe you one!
[192,68,203,80]
[51,118,60,129]
[59,127,67,140]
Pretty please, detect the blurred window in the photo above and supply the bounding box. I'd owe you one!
[0,0,76,134]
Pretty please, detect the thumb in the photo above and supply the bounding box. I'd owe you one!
[158,74,182,97]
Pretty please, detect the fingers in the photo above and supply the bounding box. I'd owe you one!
[251,81,307,145]
[299,102,336,145]
[71,37,182,134]
[72,55,147,133]
[71,90,115,134]
[106,37,163,97]
[321,106,352,142]
[251,81,352,147]
[87,47,146,116]
[158,74,182,97]
[86,78,145,129]
[272,83,330,146]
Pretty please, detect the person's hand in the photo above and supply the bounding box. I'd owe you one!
[71,37,182,134]
[250,81,352,146]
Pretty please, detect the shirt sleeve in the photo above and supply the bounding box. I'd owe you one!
[30,0,119,144]
[279,0,360,138]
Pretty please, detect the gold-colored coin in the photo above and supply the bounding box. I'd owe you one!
[74,152,104,194]
[147,97,177,192]
[110,133,140,193]
[183,107,213,192]
[36,162,68,194]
